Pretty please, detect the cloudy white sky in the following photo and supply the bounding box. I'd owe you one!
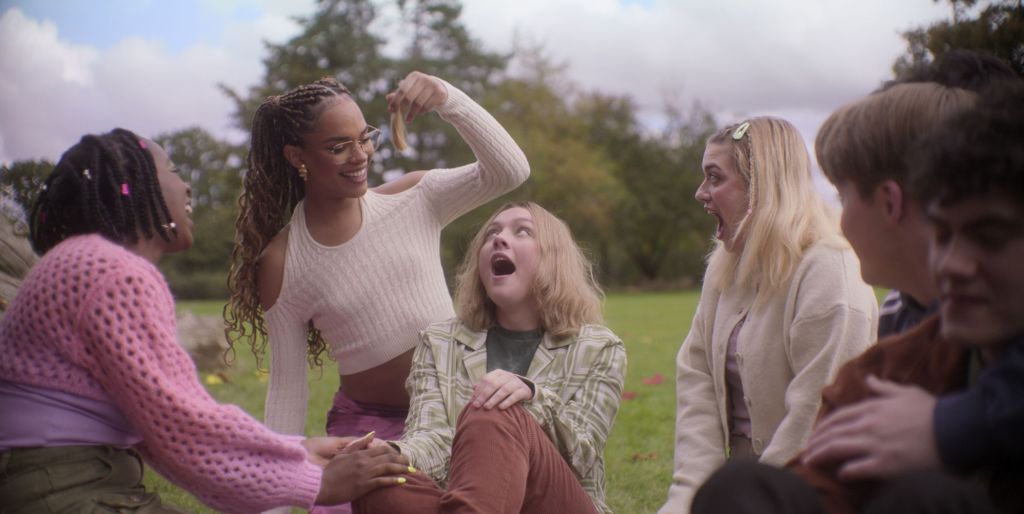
[0,0,950,182]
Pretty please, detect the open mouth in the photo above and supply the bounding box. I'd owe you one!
[491,254,516,276]
[705,208,724,240]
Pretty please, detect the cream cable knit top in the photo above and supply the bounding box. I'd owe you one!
[263,79,530,435]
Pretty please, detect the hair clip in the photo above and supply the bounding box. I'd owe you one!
[731,122,750,141]
[82,168,92,180]
[138,139,147,150]
[121,183,131,196]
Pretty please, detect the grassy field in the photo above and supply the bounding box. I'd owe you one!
[145,291,696,513]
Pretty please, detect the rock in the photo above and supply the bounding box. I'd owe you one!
[176,310,230,373]
[1,202,228,373]
[0,207,37,318]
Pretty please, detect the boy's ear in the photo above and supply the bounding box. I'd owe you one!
[877,179,905,223]
[283,144,304,171]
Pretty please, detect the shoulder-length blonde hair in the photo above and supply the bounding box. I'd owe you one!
[706,117,843,302]
[454,201,604,337]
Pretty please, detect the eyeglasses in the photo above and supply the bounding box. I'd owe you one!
[328,126,381,160]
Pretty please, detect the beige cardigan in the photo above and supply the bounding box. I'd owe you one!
[659,242,878,514]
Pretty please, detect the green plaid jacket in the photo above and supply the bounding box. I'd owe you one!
[396,319,627,514]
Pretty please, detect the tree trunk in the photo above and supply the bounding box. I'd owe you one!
[0,211,37,316]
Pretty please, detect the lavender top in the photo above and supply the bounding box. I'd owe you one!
[0,381,142,450]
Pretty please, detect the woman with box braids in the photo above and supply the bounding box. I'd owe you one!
[227,78,351,367]
[30,128,175,254]
[0,128,411,513]
[225,71,529,514]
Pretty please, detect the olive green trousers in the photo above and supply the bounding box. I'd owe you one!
[0,445,185,513]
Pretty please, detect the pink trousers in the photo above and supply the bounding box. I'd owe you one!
[312,388,409,514]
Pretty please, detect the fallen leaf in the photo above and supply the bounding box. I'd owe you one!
[642,373,665,385]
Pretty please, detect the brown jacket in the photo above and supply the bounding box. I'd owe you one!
[787,316,969,514]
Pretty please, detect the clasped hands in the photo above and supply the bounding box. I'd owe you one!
[303,370,532,505]
[303,431,412,506]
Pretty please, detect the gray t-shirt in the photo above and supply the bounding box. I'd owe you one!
[485,325,543,376]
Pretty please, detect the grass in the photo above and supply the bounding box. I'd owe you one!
[147,292,696,513]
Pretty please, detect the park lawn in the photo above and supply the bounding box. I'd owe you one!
[146,291,696,513]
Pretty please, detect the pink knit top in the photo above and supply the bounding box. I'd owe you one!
[0,234,322,513]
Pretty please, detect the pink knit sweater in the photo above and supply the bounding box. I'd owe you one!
[0,234,322,513]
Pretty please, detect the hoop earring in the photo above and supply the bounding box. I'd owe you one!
[298,164,308,181]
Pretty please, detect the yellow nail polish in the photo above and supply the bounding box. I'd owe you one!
[408,465,417,473]
[364,431,376,439]
[397,477,407,484]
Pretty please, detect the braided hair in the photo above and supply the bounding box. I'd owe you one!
[225,77,351,369]
[30,128,175,255]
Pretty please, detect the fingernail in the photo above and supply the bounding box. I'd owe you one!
[408,465,417,473]
[365,431,376,439]
[397,477,407,484]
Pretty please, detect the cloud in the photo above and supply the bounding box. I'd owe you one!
[456,0,947,203]
[0,0,949,173]
[461,0,947,113]
[0,6,303,163]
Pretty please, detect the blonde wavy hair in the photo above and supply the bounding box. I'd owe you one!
[454,202,604,337]
[705,117,843,303]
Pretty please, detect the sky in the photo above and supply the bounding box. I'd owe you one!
[0,0,952,199]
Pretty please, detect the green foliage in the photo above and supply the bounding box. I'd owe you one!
[894,0,1024,77]
[0,0,726,296]
[223,0,508,185]
[575,91,716,285]
[154,127,245,299]
[212,0,718,290]
[0,159,53,221]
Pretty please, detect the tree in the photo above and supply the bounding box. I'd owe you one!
[576,93,716,285]
[0,159,53,222]
[154,127,245,298]
[894,0,1024,77]
[223,0,508,184]
[453,46,624,284]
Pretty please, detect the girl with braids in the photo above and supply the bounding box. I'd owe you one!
[0,129,411,513]
[658,118,878,514]
[224,69,530,500]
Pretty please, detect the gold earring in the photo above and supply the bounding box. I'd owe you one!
[298,164,308,181]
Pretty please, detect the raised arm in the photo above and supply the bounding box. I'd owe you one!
[389,72,529,225]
